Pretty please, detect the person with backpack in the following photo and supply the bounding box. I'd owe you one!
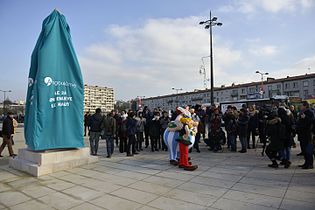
[101,111,116,158]
[88,108,103,156]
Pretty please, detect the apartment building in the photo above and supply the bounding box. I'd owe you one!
[84,85,114,113]
[142,73,315,111]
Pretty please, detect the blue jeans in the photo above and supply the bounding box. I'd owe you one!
[239,136,247,151]
[105,135,114,156]
[89,131,101,155]
[279,147,291,161]
[227,134,236,151]
[304,143,314,167]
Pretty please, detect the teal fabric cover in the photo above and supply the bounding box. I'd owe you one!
[24,10,84,150]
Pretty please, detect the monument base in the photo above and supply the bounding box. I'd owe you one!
[9,147,98,177]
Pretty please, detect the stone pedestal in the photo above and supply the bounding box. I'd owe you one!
[9,147,98,177]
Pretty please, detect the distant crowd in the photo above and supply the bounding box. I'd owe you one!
[86,101,314,170]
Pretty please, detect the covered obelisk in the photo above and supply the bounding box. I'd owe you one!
[10,10,97,176]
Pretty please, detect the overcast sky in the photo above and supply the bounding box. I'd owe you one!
[1,0,315,101]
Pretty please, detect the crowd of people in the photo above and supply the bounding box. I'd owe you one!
[85,101,314,169]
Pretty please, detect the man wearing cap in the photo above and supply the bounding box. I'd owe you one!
[0,112,16,157]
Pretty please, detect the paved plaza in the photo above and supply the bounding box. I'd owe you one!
[0,126,315,210]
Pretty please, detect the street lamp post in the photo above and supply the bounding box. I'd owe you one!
[255,71,269,98]
[200,11,222,105]
[172,87,183,94]
[0,90,12,114]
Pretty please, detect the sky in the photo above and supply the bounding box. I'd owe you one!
[0,0,315,102]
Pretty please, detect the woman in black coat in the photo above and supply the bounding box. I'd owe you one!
[265,112,285,168]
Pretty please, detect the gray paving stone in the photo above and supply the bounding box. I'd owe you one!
[6,177,38,188]
[137,205,160,210]
[97,172,139,186]
[38,192,83,210]
[156,171,195,181]
[239,176,289,188]
[280,198,315,210]
[58,174,91,185]
[231,183,286,198]
[81,179,122,193]
[223,190,282,209]
[0,171,19,182]
[110,187,159,204]
[190,176,235,188]
[212,198,278,210]
[142,176,185,188]
[148,196,207,210]
[63,186,104,201]
[41,179,76,191]
[69,202,105,210]
[10,200,55,210]
[0,183,11,193]
[199,170,243,182]
[288,183,315,193]
[284,189,315,203]
[177,181,228,197]
[0,191,31,207]
[128,180,173,195]
[19,185,55,198]
[115,170,151,180]
[165,188,217,206]
[91,194,142,210]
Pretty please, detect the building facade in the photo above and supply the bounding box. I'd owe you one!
[142,73,315,111]
[84,85,114,113]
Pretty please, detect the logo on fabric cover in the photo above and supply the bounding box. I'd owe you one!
[43,76,77,88]
[44,77,53,86]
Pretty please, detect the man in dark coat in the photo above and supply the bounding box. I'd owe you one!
[278,107,293,168]
[84,111,91,136]
[0,112,16,157]
[237,108,249,153]
[88,108,103,156]
[126,111,138,156]
[102,111,116,158]
[247,106,259,149]
[296,101,314,169]
[159,111,170,151]
[149,112,161,152]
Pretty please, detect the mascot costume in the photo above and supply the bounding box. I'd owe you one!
[164,107,198,171]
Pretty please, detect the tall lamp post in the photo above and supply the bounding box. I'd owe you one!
[172,87,183,94]
[0,90,12,114]
[200,11,222,105]
[255,71,269,98]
